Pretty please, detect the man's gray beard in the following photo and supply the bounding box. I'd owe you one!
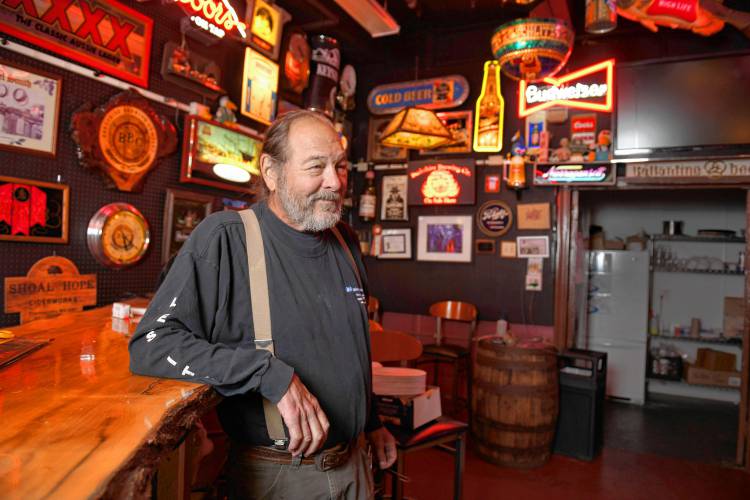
[277,175,342,232]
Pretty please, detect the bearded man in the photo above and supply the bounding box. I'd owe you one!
[129,110,396,499]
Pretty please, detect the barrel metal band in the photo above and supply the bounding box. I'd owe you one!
[475,355,557,371]
[473,378,559,396]
[473,415,557,433]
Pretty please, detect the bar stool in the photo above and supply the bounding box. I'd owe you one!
[368,296,381,324]
[415,301,477,418]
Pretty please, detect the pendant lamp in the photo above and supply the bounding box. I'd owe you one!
[379,107,453,150]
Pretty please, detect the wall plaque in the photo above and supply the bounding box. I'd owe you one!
[4,256,97,324]
[367,75,470,115]
[71,90,177,192]
[0,0,152,87]
[0,176,69,244]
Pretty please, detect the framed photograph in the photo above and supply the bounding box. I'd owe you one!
[380,175,408,221]
[367,117,408,163]
[500,240,517,258]
[0,60,61,157]
[379,228,412,259]
[517,203,551,230]
[246,0,286,60]
[162,189,214,264]
[516,235,550,259]
[0,175,69,243]
[475,239,496,255]
[180,115,263,194]
[417,215,472,263]
[419,110,472,155]
[241,47,279,125]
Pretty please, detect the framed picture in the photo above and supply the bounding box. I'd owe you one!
[367,117,408,163]
[379,228,412,259]
[246,0,286,60]
[241,47,279,125]
[0,176,69,243]
[484,174,501,193]
[516,235,550,258]
[417,215,472,263]
[419,110,473,155]
[162,189,214,264]
[380,175,408,221]
[475,239,496,255]
[517,203,551,230]
[500,240,517,258]
[0,60,61,158]
[180,115,263,194]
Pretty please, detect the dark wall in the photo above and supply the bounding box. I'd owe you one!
[0,2,254,327]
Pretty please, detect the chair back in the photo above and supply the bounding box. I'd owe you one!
[429,300,478,347]
[367,296,381,323]
[370,328,423,363]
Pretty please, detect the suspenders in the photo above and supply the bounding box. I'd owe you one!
[238,209,362,447]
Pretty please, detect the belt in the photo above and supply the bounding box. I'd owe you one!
[235,441,353,472]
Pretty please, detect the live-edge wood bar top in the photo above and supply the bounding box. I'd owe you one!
[0,301,220,499]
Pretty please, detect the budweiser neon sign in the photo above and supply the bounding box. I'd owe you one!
[519,59,614,117]
[174,0,247,39]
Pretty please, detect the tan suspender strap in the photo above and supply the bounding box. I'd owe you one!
[331,226,363,290]
[238,209,287,445]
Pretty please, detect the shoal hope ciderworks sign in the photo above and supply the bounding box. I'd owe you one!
[0,0,153,87]
[367,75,469,115]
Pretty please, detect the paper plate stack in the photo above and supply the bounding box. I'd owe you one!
[372,366,427,396]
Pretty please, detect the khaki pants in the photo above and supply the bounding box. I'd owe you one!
[228,441,374,500]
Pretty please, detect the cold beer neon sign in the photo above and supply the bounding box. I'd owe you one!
[174,0,247,39]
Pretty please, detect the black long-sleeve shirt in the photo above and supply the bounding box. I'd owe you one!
[129,202,380,447]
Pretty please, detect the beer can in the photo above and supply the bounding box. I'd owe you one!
[305,35,340,118]
[585,0,617,34]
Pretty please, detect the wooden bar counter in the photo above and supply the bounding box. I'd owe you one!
[0,301,220,499]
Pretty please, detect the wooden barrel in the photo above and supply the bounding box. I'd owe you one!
[471,340,558,468]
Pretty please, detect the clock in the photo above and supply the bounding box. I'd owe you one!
[87,203,150,268]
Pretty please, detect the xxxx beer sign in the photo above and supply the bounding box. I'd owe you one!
[0,0,153,87]
[519,59,614,118]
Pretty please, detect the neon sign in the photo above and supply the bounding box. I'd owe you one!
[533,164,616,186]
[519,59,614,117]
[407,160,476,205]
[174,0,247,39]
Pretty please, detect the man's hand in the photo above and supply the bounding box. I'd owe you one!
[277,374,330,457]
[367,427,397,469]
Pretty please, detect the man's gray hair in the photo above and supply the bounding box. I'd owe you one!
[257,109,332,198]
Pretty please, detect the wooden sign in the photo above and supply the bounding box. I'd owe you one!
[367,75,470,115]
[0,0,152,87]
[71,90,177,192]
[0,176,69,244]
[4,256,97,324]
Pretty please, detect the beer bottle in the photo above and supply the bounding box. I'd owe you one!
[358,165,376,222]
[473,60,504,153]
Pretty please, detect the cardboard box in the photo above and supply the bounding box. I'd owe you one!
[603,239,625,250]
[723,297,744,338]
[685,364,741,388]
[696,348,737,371]
[375,386,441,430]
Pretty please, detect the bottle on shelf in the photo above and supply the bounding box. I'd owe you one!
[358,164,376,222]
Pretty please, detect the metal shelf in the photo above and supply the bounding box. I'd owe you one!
[651,267,744,276]
[646,377,739,391]
[650,334,742,346]
[651,234,745,244]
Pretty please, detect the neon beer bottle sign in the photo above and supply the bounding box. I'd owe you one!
[175,0,247,39]
[473,60,505,153]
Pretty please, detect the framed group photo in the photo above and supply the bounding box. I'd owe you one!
[0,60,61,158]
[417,215,472,263]
[379,228,412,259]
[161,188,214,264]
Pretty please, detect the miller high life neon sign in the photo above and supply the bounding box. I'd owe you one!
[519,59,614,117]
[173,0,247,39]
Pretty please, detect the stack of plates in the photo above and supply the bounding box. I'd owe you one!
[372,366,426,396]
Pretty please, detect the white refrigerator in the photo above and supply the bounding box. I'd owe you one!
[580,250,649,405]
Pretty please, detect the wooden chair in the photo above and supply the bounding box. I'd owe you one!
[371,329,467,500]
[368,296,381,324]
[415,301,478,418]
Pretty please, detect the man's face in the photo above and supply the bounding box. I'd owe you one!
[273,117,347,232]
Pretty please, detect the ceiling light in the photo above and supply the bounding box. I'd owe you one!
[333,0,400,38]
[213,163,252,183]
[380,107,453,150]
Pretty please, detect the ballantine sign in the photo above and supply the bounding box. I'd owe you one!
[407,159,476,205]
[173,0,247,39]
[519,59,614,117]
[0,0,153,87]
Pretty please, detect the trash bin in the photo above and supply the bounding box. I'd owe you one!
[553,349,607,461]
